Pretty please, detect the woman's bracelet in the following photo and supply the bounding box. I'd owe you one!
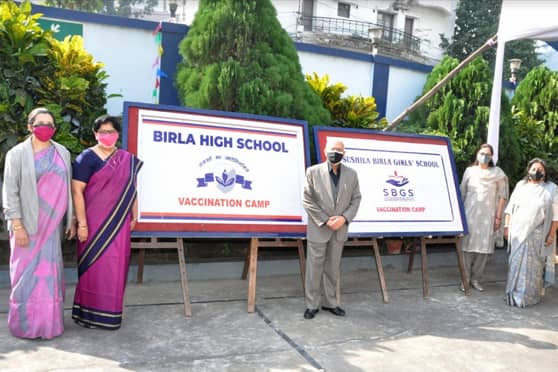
[78,225,88,230]
[12,225,23,231]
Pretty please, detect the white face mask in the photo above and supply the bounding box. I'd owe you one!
[477,153,491,165]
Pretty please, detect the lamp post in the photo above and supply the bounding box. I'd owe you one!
[169,0,178,19]
[509,58,522,88]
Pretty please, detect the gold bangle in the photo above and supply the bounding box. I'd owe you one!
[12,225,23,231]
[79,225,88,230]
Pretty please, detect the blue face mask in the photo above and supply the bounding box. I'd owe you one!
[477,153,491,165]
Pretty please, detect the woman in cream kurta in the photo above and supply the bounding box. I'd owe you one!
[460,144,508,291]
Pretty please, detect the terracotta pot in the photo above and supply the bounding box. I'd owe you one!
[386,239,403,254]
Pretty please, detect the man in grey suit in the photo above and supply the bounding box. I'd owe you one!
[302,139,361,319]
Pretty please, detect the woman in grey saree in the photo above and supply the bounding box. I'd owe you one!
[504,158,558,307]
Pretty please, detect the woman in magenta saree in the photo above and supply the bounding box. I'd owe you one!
[72,115,142,329]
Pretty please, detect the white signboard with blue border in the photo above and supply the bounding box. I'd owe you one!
[123,102,309,237]
[314,127,467,237]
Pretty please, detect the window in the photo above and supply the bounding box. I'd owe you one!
[338,2,350,18]
[404,17,414,47]
[404,17,414,36]
[377,11,394,41]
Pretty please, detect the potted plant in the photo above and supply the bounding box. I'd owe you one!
[385,238,403,254]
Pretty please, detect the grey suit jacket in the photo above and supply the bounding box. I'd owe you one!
[2,137,73,234]
[303,162,361,243]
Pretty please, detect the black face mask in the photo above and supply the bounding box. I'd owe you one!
[529,170,545,181]
[327,151,344,164]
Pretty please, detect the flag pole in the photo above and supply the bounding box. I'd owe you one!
[383,35,498,132]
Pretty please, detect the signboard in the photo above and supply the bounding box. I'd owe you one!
[314,127,467,237]
[38,18,83,41]
[124,102,309,237]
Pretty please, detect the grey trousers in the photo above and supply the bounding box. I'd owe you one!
[305,237,344,309]
[463,251,490,282]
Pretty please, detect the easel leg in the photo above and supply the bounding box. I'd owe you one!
[247,237,258,313]
[177,238,192,317]
[455,237,470,295]
[407,239,417,273]
[297,239,306,291]
[137,248,145,284]
[421,237,429,298]
[372,239,389,303]
[241,245,250,280]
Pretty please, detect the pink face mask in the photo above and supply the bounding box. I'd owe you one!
[33,126,55,142]
[97,132,119,147]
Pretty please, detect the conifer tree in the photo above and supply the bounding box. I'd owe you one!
[175,0,331,128]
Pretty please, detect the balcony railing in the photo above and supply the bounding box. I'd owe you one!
[298,15,421,54]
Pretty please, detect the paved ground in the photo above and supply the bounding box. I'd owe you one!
[0,250,557,371]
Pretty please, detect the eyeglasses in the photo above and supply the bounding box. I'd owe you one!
[97,130,118,135]
[33,122,55,128]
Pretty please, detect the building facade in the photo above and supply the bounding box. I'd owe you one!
[144,0,458,64]
[26,1,452,121]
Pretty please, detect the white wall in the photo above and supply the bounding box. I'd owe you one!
[150,0,456,62]
[409,2,457,61]
[298,51,373,97]
[83,23,158,116]
[385,66,428,122]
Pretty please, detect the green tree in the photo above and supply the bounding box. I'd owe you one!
[39,35,110,152]
[175,0,331,129]
[399,55,522,184]
[511,66,558,178]
[440,0,541,81]
[306,73,387,130]
[0,0,53,167]
[0,1,110,171]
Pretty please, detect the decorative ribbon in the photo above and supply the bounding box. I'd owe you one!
[152,22,165,103]
[196,173,253,190]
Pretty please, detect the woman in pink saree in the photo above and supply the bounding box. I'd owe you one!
[2,108,75,339]
[72,115,142,329]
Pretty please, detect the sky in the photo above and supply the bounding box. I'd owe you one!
[539,42,558,71]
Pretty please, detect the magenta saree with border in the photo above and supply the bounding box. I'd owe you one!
[72,149,142,329]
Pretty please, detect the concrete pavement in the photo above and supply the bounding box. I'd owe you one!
[0,250,557,371]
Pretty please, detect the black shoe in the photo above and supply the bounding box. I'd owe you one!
[304,308,319,319]
[321,306,346,316]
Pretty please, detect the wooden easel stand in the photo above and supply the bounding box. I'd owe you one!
[132,237,192,316]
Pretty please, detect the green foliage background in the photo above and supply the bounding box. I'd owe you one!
[511,66,558,180]
[175,0,331,132]
[440,0,541,82]
[399,56,522,185]
[0,1,109,171]
[305,73,387,130]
